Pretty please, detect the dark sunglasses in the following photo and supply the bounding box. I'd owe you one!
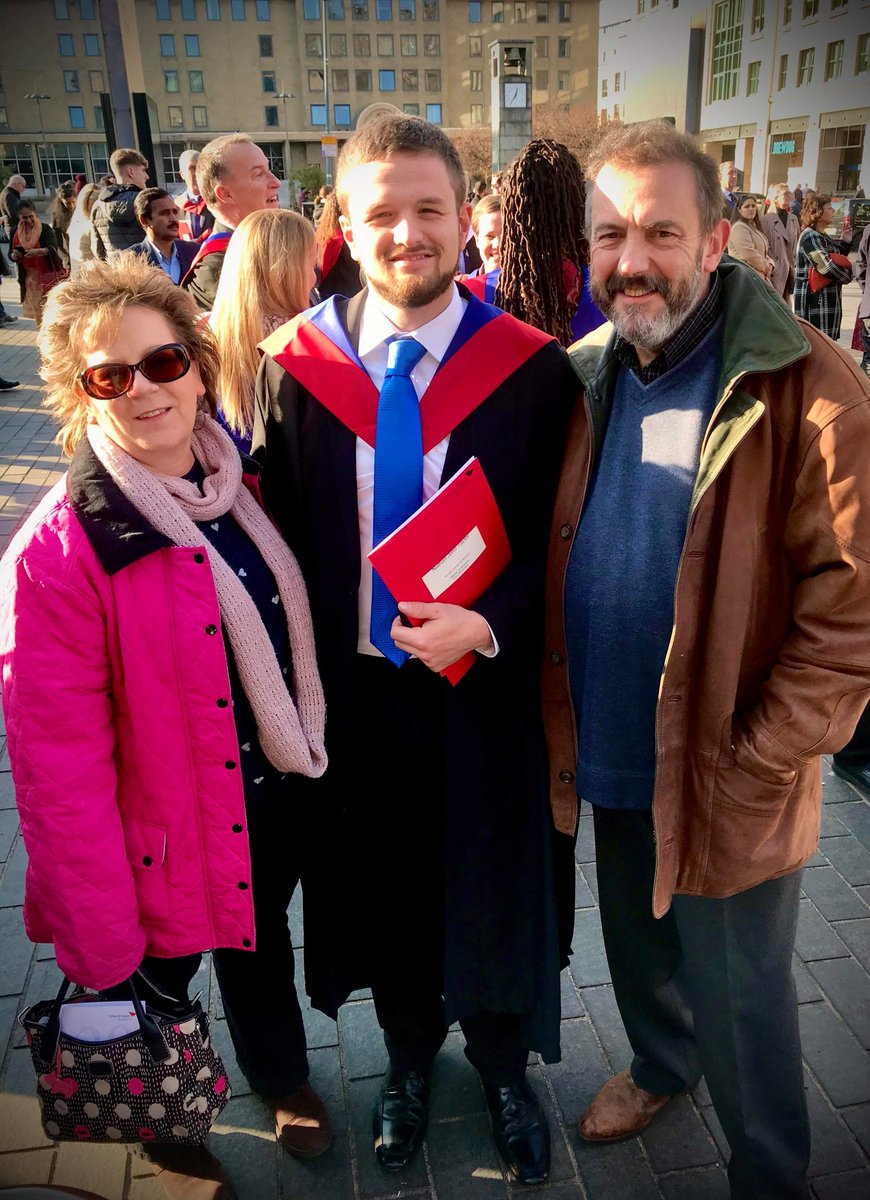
[79,343,191,400]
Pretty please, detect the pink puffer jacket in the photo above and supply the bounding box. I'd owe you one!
[0,449,259,991]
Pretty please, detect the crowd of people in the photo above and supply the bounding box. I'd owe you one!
[0,115,869,1200]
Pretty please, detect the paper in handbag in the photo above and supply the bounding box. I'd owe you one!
[368,457,511,685]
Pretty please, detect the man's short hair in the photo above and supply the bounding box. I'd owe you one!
[110,148,148,180]
[471,193,502,235]
[585,120,724,236]
[178,149,199,176]
[197,133,253,207]
[8,174,25,188]
[134,187,173,227]
[335,115,466,212]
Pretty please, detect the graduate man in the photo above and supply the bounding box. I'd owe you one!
[253,115,577,1186]
[174,149,215,243]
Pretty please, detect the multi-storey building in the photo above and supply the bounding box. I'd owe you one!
[598,0,869,194]
[0,0,597,194]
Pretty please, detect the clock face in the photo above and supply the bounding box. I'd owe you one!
[504,81,528,109]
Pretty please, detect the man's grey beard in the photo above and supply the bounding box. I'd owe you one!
[590,254,706,353]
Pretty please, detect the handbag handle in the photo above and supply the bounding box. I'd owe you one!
[41,975,172,1066]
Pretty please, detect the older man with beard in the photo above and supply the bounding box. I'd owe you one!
[542,120,870,1199]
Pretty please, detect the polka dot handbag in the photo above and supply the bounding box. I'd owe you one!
[18,976,231,1144]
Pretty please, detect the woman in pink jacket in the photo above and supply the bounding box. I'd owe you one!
[0,256,331,1200]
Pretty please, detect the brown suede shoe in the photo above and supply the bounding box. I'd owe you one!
[578,1069,673,1143]
[136,1142,238,1200]
[274,1082,333,1159]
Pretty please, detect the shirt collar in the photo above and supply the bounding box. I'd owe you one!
[146,236,178,267]
[358,283,465,365]
[612,269,723,385]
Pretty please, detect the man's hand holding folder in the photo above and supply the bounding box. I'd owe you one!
[368,457,512,684]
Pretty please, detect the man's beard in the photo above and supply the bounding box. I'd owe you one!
[590,253,706,353]
[366,248,456,309]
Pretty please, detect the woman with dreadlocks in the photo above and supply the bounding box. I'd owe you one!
[492,139,603,347]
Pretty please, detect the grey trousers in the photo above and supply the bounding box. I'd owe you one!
[592,805,811,1200]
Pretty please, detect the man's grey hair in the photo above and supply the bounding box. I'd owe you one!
[584,121,724,236]
[197,134,253,207]
[8,174,26,188]
[178,149,199,176]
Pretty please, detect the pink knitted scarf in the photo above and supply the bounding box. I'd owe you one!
[86,417,327,778]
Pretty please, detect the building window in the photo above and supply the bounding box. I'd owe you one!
[535,68,549,89]
[379,68,397,90]
[402,67,419,88]
[516,1,528,19]
[160,34,176,56]
[376,0,392,16]
[558,69,569,90]
[165,69,180,91]
[614,70,620,90]
[401,33,417,53]
[333,68,350,89]
[187,69,204,91]
[601,77,607,96]
[256,0,271,15]
[89,70,105,91]
[327,0,345,17]
[356,68,372,89]
[425,102,442,122]
[536,35,548,54]
[309,68,325,90]
[469,0,482,17]
[185,34,201,55]
[404,102,420,114]
[782,0,791,19]
[400,0,416,16]
[422,0,438,17]
[424,33,440,53]
[493,0,504,18]
[352,0,369,15]
[334,103,352,126]
[180,0,197,14]
[231,0,246,16]
[80,0,96,15]
[470,68,483,89]
[193,105,208,127]
[331,32,347,55]
[613,102,620,119]
[537,0,548,17]
[378,34,395,53]
[638,0,645,11]
[55,0,70,14]
[857,33,870,73]
[830,0,846,8]
[64,69,80,91]
[746,59,760,92]
[156,0,170,17]
[777,53,788,87]
[303,0,320,15]
[310,103,327,125]
[264,104,279,125]
[206,0,221,17]
[69,105,85,129]
[58,33,74,54]
[558,35,569,55]
[306,34,323,54]
[709,0,743,102]
[750,0,764,31]
[801,0,817,15]
[824,39,843,78]
[94,105,104,128]
[797,45,814,83]
[558,1,571,18]
[354,33,371,54]
[471,102,484,122]
[260,34,273,55]
[469,34,482,54]
[84,33,100,55]
[425,68,441,89]
[169,105,184,127]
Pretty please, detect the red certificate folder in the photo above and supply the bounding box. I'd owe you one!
[368,457,512,685]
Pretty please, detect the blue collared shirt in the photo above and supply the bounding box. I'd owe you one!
[146,237,181,284]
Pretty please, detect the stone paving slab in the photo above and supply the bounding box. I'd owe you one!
[1,275,869,1198]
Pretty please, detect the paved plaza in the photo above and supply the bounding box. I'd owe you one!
[0,268,869,1199]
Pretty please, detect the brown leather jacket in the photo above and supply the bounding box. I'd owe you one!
[543,262,870,915]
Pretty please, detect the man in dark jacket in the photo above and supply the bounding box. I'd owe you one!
[128,188,198,283]
[90,148,150,260]
[0,174,26,237]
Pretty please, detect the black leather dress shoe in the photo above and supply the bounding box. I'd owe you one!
[485,1079,550,1186]
[832,758,870,801]
[373,1066,431,1170]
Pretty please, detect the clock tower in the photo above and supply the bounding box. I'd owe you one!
[490,40,533,175]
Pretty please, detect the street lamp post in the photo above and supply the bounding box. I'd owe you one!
[322,0,332,185]
[276,90,295,191]
[24,93,51,196]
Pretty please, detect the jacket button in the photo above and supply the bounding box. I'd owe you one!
[549,650,563,665]
[237,881,248,890]
[205,624,218,636]
[559,769,575,784]
[142,855,152,867]
[193,553,205,564]
[216,697,229,708]
[242,938,252,948]
[225,760,236,770]
[560,523,573,539]
[232,823,243,833]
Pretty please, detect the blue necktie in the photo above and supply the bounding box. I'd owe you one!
[370,336,427,665]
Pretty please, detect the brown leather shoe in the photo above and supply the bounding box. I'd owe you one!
[274,1082,333,1159]
[137,1142,238,1199]
[578,1068,673,1143]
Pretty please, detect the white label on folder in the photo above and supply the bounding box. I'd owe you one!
[423,525,486,599]
[59,1000,144,1042]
